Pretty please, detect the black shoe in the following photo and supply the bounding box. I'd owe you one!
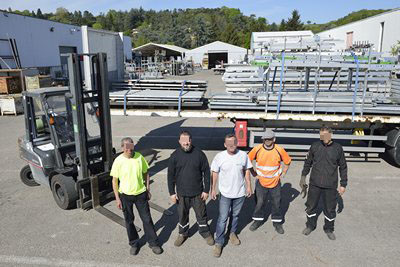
[130,246,139,256]
[249,220,263,232]
[302,227,313,236]
[174,234,187,247]
[326,231,336,240]
[274,224,284,234]
[151,246,164,255]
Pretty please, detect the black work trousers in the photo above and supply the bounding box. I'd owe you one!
[305,184,337,232]
[252,180,283,225]
[177,194,211,238]
[120,192,159,247]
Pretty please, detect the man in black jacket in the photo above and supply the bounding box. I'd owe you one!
[168,131,214,247]
[300,126,348,240]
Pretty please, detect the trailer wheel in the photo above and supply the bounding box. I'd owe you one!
[51,175,78,210]
[385,129,400,166]
[20,165,40,187]
[387,145,400,166]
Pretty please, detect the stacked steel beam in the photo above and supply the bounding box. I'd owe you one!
[211,54,399,116]
[110,80,207,107]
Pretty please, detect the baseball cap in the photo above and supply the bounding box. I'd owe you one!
[261,129,275,139]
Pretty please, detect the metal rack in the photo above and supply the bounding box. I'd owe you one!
[211,48,398,119]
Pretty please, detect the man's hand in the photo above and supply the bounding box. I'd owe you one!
[147,191,152,200]
[245,187,252,198]
[281,172,287,179]
[211,190,217,200]
[300,175,308,198]
[299,175,307,189]
[170,194,178,204]
[116,198,122,210]
[338,186,346,196]
[201,192,209,201]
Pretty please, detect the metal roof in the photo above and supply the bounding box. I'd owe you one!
[132,42,188,54]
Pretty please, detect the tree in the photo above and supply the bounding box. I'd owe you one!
[221,23,240,46]
[50,7,71,24]
[286,10,303,31]
[391,41,400,56]
[279,19,286,31]
[133,34,150,48]
[36,8,44,19]
[269,22,278,31]
[192,16,214,47]
[92,22,103,29]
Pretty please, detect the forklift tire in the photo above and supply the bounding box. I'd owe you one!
[51,175,78,210]
[20,165,40,187]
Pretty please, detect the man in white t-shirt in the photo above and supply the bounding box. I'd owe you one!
[210,134,253,257]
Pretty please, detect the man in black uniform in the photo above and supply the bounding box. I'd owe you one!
[300,126,348,240]
[168,131,215,247]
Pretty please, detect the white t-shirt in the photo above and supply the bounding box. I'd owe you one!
[210,150,253,198]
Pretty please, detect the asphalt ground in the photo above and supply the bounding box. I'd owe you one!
[1,114,400,267]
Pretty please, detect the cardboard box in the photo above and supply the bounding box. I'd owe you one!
[0,76,22,94]
[0,94,23,115]
[25,75,53,90]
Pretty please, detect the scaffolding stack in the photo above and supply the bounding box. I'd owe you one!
[211,50,399,119]
[110,79,207,108]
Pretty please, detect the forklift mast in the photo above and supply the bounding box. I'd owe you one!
[67,53,113,179]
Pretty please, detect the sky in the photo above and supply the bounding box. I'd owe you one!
[1,0,399,24]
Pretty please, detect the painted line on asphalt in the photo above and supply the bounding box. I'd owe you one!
[0,255,158,267]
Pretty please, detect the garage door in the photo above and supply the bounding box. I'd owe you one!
[208,52,228,69]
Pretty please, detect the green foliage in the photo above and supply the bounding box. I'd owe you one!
[391,41,400,56]
[4,7,393,50]
[304,9,389,33]
[92,22,103,29]
[286,10,303,31]
[4,6,271,49]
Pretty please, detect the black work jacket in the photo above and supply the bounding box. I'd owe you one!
[302,141,348,189]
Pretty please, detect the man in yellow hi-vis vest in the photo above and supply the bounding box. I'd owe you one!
[248,129,291,234]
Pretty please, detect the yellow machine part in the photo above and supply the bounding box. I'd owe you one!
[351,128,364,145]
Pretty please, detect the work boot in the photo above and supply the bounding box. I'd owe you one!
[205,235,215,246]
[174,234,187,247]
[130,246,139,256]
[249,220,263,232]
[325,231,336,240]
[302,227,313,236]
[274,224,284,234]
[213,244,222,258]
[151,246,163,255]
[229,233,241,245]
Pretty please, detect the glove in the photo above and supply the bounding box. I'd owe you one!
[299,175,308,199]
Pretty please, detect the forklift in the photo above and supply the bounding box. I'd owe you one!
[18,53,172,229]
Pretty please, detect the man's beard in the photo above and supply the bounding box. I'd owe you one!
[181,145,192,152]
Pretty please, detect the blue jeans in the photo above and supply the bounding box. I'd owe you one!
[215,195,245,246]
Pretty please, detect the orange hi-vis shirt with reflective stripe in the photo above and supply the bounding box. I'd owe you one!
[248,144,292,188]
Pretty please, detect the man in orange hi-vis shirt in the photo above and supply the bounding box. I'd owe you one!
[248,129,291,234]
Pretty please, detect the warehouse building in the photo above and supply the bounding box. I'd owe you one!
[250,31,314,55]
[132,43,187,59]
[318,8,400,56]
[186,41,248,69]
[0,10,132,81]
